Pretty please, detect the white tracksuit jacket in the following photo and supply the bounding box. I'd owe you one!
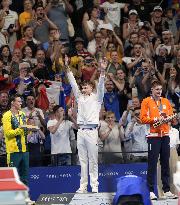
[67,71,105,189]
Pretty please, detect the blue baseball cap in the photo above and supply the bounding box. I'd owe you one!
[113,175,151,205]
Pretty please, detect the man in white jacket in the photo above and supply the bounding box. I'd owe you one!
[65,56,106,193]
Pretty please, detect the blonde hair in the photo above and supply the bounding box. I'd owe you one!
[105,111,115,119]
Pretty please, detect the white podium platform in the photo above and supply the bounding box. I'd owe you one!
[152,198,178,205]
[0,167,28,205]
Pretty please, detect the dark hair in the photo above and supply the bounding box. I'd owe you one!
[53,105,61,113]
[166,65,179,85]
[0,45,12,62]
[25,94,35,101]
[9,94,22,104]
[22,45,32,58]
[23,25,32,34]
[130,32,139,38]
[0,56,4,62]
[87,6,98,18]
[34,3,44,10]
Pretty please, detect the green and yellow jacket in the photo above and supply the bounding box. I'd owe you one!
[2,110,28,154]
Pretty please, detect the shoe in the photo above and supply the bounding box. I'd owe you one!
[150,192,157,200]
[162,191,178,199]
[76,186,87,194]
[25,197,35,205]
[92,186,98,193]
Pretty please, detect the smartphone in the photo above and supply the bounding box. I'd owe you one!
[9,24,14,28]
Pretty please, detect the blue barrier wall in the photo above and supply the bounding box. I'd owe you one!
[29,163,148,201]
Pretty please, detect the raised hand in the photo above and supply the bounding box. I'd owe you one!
[99,57,108,72]
[68,108,73,118]
[64,54,70,67]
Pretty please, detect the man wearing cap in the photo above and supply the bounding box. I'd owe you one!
[72,37,88,56]
[127,0,152,22]
[123,9,139,40]
[151,6,168,36]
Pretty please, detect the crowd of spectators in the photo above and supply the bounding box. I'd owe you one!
[0,0,180,167]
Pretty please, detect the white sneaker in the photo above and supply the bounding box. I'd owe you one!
[92,186,98,193]
[76,186,87,194]
[25,197,35,205]
[150,192,157,200]
[162,191,178,199]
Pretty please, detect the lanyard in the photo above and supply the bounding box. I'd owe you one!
[152,97,163,113]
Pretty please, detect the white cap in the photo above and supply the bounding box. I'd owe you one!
[153,6,163,12]
[129,9,138,15]
[98,23,113,31]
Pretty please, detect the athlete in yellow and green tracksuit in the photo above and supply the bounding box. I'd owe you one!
[2,110,29,185]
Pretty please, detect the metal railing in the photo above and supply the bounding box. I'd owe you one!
[0,151,148,167]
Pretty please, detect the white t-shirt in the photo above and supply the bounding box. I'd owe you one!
[100,2,125,27]
[86,19,104,32]
[169,127,179,148]
[47,119,74,154]
[0,9,18,48]
[46,81,62,105]
[0,10,18,31]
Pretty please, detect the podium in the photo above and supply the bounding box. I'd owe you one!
[0,167,28,205]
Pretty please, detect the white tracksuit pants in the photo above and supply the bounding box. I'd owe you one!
[77,128,99,188]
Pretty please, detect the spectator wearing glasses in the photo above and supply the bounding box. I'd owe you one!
[13,62,35,97]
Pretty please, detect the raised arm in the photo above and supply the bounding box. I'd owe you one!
[97,58,106,103]
[65,55,80,100]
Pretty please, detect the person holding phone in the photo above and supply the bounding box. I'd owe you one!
[0,0,19,49]
[28,4,58,43]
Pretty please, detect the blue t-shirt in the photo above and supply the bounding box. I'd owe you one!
[104,92,121,121]
[13,76,34,96]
